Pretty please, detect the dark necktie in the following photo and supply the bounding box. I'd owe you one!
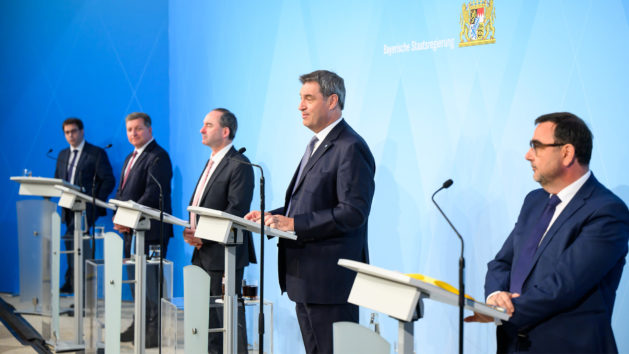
[510,194,561,294]
[66,149,79,183]
[287,136,319,216]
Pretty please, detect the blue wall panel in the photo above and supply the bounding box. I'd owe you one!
[0,0,169,292]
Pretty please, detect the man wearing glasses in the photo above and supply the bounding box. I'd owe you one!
[466,112,629,353]
[54,117,115,294]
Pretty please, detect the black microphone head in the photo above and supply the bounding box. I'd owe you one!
[443,179,453,189]
[237,147,246,154]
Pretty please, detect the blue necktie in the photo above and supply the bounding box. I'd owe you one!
[66,149,79,183]
[510,194,561,294]
[286,136,318,216]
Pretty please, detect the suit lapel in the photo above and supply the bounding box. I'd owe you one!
[75,143,90,180]
[200,147,235,204]
[119,153,133,190]
[119,140,155,191]
[530,175,597,272]
[292,120,345,193]
[190,158,211,206]
[59,149,70,180]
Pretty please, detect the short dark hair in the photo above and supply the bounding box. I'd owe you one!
[125,112,152,127]
[62,117,84,131]
[299,70,346,110]
[535,112,593,166]
[213,108,238,140]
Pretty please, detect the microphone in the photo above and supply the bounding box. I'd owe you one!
[228,147,264,191]
[148,157,163,207]
[46,148,55,160]
[431,179,465,354]
[228,146,267,349]
[148,156,165,351]
[91,143,113,258]
[91,144,113,194]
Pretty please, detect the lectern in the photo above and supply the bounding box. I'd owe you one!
[338,259,509,354]
[186,206,296,354]
[53,185,116,348]
[10,176,80,349]
[110,199,189,354]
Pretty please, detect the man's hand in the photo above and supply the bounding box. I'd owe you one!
[113,223,131,234]
[244,210,271,223]
[183,227,203,250]
[464,291,520,323]
[265,214,294,232]
[487,291,520,315]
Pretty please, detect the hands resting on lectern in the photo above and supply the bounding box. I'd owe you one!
[245,211,294,232]
[112,216,131,234]
[464,291,520,323]
[183,228,203,250]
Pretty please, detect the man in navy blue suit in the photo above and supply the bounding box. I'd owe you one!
[54,117,115,293]
[466,113,629,353]
[246,70,376,354]
[114,112,173,346]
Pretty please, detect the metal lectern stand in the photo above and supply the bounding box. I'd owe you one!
[111,199,189,354]
[55,185,117,350]
[187,206,296,354]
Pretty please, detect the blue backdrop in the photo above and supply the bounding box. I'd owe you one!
[2,1,629,353]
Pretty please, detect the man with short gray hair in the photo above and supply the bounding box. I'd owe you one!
[246,70,376,353]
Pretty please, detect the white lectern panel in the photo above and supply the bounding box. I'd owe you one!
[348,272,420,322]
[184,265,210,354]
[104,232,123,354]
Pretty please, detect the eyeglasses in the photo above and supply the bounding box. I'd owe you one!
[529,140,565,154]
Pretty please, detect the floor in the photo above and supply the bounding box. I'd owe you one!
[0,293,163,353]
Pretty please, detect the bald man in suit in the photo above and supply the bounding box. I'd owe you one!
[184,108,255,353]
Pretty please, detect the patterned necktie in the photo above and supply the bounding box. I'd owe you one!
[66,149,79,183]
[121,151,138,190]
[190,159,214,229]
[510,194,561,294]
[287,136,318,216]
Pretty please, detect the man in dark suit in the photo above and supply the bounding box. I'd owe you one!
[183,108,255,353]
[54,117,115,293]
[246,70,376,354]
[114,112,173,346]
[466,113,629,353]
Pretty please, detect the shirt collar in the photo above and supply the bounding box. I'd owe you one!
[70,139,85,152]
[314,117,343,144]
[134,138,154,155]
[556,170,591,205]
[210,143,233,165]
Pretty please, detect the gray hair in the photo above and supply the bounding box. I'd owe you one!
[125,112,152,127]
[299,70,346,110]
